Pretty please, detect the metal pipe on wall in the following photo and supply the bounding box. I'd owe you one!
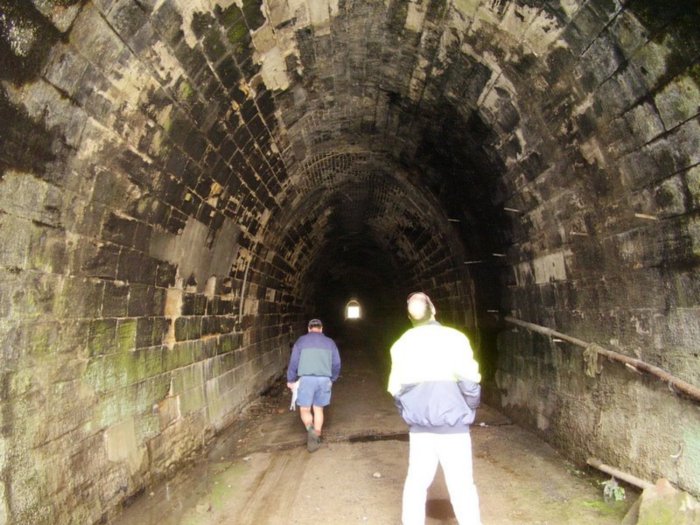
[504,316,700,403]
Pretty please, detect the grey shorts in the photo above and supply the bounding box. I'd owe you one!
[296,376,332,407]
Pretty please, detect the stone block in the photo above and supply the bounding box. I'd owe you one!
[654,307,700,358]
[202,30,227,65]
[155,394,181,430]
[163,341,196,371]
[0,215,31,270]
[27,223,68,274]
[653,175,687,217]
[623,478,700,525]
[597,66,647,117]
[127,376,169,420]
[55,276,104,319]
[623,102,665,147]
[661,118,700,173]
[135,317,155,349]
[146,416,203,477]
[104,417,147,476]
[104,0,149,40]
[607,9,647,57]
[655,73,700,131]
[127,284,156,317]
[88,318,118,357]
[116,319,137,352]
[173,383,206,416]
[580,32,624,87]
[71,5,127,72]
[0,171,63,228]
[117,249,158,284]
[183,130,208,161]
[174,317,202,341]
[102,212,139,248]
[687,165,700,210]
[619,147,663,190]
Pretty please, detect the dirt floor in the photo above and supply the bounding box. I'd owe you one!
[112,333,636,524]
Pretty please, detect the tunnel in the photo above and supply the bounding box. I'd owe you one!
[1,0,699,522]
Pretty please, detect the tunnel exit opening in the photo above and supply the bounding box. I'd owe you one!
[345,299,361,320]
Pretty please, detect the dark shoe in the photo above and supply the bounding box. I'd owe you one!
[307,428,321,452]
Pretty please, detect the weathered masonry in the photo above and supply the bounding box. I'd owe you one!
[1,0,699,522]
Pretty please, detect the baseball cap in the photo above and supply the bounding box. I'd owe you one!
[308,318,323,329]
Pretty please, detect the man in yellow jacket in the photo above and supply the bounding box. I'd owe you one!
[388,292,482,525]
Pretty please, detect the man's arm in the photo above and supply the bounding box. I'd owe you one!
[455,332,481,383]
[331,342,341,382]
[387,341,402,396]
[287,343,301,383]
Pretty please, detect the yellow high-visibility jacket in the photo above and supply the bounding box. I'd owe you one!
[388,321,481,433]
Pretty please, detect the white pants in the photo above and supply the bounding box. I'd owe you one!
[402,432,481,525]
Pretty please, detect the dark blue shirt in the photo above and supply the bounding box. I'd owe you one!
[287,332,341,382]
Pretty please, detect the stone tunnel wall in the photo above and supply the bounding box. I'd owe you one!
[0,1,302,523]
[0,0,699,523]
[486,1,700,496]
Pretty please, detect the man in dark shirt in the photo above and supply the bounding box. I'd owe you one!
[287,318,341,452]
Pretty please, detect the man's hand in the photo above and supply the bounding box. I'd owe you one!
[287,382,296,389]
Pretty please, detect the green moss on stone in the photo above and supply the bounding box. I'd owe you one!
[10,369,35,397]
[123,348,164,385]
[177,80,194,101]
[131,376,170,412]
[219,4,243,28]
[27,322,57,356]
[163,341,193,370]
[88,319,116,357]
[203,31,227,62]
[117,319,137,352]
[96,396,122,428]
[581,499,628,516]
[242,0,266,30]
[218,335,234,353]
[84,357,108,394]
[227,18,250,47]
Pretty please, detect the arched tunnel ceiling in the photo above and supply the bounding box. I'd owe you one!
[1,0,697,336]
[274,150,471,293]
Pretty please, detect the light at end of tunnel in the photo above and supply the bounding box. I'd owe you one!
[345,299,361,320]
